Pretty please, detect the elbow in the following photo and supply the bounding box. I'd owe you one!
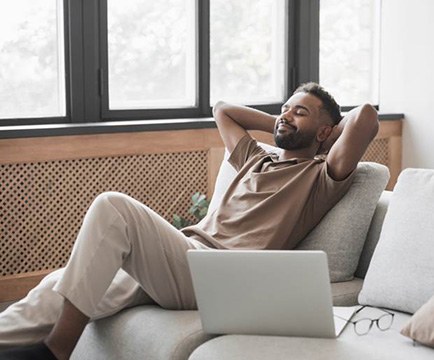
[213,100,226,116]
[358,103,379,138]
[213,101,232,127]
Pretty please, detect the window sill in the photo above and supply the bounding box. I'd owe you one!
[0,114,404,140]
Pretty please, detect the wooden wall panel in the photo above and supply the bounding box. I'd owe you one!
[1,151,208,278]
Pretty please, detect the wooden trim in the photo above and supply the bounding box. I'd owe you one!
[0,270,54,302]
[0,129,225,165]
[376,119,403,139]
[0,121,401,165]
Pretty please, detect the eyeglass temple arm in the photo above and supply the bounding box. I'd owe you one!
[333,314,357,324]
[356,305,395,316]
[355,305,366,314]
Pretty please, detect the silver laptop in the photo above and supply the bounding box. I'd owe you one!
[187,250,356,338]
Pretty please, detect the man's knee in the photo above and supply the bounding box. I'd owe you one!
[93,191,129,205]
[39,268,64,287]
[91,191,134,213]
[90,192,149,225]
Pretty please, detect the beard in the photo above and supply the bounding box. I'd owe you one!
[273,128,317,151]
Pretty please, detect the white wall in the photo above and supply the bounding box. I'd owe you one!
[380,0,434,169]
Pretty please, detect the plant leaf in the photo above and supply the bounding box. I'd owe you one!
[173,214,191,229]
[199,208,208,218]
[191,192,200,204]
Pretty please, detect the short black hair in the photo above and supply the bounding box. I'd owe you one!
[293,82,341,125]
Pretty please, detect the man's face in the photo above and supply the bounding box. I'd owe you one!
[274,92,325,151]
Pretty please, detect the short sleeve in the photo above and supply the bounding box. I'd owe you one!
[227,135,267,172]
[314,161,356,208]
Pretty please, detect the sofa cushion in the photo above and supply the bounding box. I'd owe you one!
[331,278,364,306]
[70,282,363,360]
[358,168,434,314]
[296,162,389,282]
[401,294,434,348]
[189,309,434,360]
[71,306,215,360]
[209,144,389,282]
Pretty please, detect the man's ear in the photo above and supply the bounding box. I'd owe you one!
[316,125,333,142]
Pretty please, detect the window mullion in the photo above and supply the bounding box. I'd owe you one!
[294,0,319,86]
[67,0,85,122]
[286,0,297,99]
[81,0,102,122]
[198,0,211,117]
[99,0,110,120]
[68,0,101,123]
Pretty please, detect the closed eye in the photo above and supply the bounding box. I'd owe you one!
[281,105,310,116]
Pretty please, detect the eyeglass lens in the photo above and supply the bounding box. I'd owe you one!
[377,314,393,330]
[354,319,373,335]
[354,313,393,335]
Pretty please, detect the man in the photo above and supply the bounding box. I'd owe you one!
[0,83,378,359]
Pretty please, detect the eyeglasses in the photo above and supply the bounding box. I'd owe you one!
[335,305,395,336]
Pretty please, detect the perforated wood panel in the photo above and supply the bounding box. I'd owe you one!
[0,151,207,276]
[362,138,389,165]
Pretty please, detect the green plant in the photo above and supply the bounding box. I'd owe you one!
[172,192,210,229]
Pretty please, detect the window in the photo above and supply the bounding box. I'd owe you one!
[0,0,66,120]
[319,0,381,107]
[101,0,291,121]
[210,0,286,105]
[107,0,197,110]
[1,0,379,131]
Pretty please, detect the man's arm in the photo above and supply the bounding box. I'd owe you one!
[325,104,379,181]
[213,101,276,154]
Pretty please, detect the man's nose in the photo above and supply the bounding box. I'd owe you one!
[281,109,294,121]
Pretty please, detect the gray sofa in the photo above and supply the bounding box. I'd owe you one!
[72,149,434,359]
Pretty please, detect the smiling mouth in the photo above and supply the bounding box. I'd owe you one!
[277,120,296,132]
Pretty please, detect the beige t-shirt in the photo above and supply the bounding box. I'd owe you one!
[182,135,355,250]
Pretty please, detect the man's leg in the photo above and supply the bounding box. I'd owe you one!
[0,268,153,347]
[0,191,210,359]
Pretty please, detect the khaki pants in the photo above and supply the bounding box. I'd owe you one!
[0,192,211,346]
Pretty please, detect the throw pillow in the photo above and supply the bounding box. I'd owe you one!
[358,168,434,313]
[208,143,389,282]
[354,190,393,279]
[401,294,434,348]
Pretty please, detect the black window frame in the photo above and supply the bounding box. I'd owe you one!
[0,0,321,128]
